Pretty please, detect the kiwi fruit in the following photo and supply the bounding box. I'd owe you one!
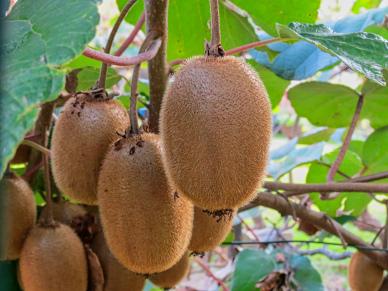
[348,251,384,291]
[189,207,235,253]
[19,223,87,291]
[0,174,36,260]
[160,56,272,211]
[97,133,193,274]
[51,94,130,205]
[150,252,190,289]
[40,200,86,225]
[91,229,145,291]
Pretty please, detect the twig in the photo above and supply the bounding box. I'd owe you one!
[83,41,161,66]
[194,258,229,291]
[298,247,352,260]
[222,240,388,252]
[327,94,364,183]
[348,172,388,183]
[237,214,261,244]
[128,32,159,135]
[241,192,388,270]
[97,0,138,88]
[144,0,168,132]
[263,181,388,195]
[206,0,224,57]
[114,12,145,56]
[22,140,50,156]
[169,38,289,67]
[384,201,388,248]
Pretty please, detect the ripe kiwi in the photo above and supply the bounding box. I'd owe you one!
[150,252,190,289]
[19,223,88,291]
[51,94,130,205]
[91,229,145,291]
[40,200,86,225]
[348,251,384,291]
[160,56,272,211]
[97,133,194,274]
[0,174,36,260]
[189,207,235,253]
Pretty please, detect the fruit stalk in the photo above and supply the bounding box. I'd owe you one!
[128,31,160,135]
[42,124,55,226]
[207,0,224,57]
[97,0,138,89]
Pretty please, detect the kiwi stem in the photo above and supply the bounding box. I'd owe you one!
[114,12,145,56]
[326,93,364,185]
[97,0,138,89]
[128,31,160,136]
[22,140,50,156]
[207,0,224,57]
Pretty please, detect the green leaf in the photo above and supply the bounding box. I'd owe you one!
[289,82,360,128]
[362,126,388,174]
[365,25,388,40]
[348,140,365,158]
[290,255,323,291]
[307,149,370,216]
[117,0,143,26]
[230,0,320,36]
[231,249,276,291]
[269,142,324,179]
[248,60,289,108]
[278,23,388,85]
[299,128,336,145]
[352,0,382,13]
[118,0,257,60]
[0,0,99,177]
[66,54,102,69]
[76,67,121,91]
[0,261,21,291]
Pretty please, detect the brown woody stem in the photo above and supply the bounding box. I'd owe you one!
[206,0,224,57]
[97,0,138,88]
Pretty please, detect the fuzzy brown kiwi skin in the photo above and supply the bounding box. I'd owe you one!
[40,200,86,226]
[19,223,88,291]
[51,94,130,205]
[189,207,235,253]
[97,133,194,274]
[91,229,145,291]
[348,251,384,291]
[160,56,272,211]
[0,174,36,260]
[150,252,190,289]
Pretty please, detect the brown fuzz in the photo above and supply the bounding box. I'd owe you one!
[97,133,194,274]
[19,224,88,291]
[51,94,130,205]
[189,207,235,253]
[91,229,145,291]
[150,252,191,289]
[160,56,272,210]
[0,174,36,260]
[40,200,86,226]
[348,251,384,291]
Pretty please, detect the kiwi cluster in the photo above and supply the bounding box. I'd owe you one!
[348,251,384,291]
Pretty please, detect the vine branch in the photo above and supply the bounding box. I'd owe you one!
[97,0,138,88]
[327,94,364,184]
[240,192,388,270]
[114,12,145,56]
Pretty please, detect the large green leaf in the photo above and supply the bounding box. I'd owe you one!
[307,149,370,217]
[231,249,276,291]
[76,67,121,91]
[365,25,388,40]
[0,261,21,291]
[289,82,360,128]
[290,255,323,291]
[117,0,257,60]
[230,0,320,36]
[278,23,388,85]
[248,60,289,108]
[299,128,336,145]
[352,0,382,13]
[0,0,99,177]
[362,126,388,174]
